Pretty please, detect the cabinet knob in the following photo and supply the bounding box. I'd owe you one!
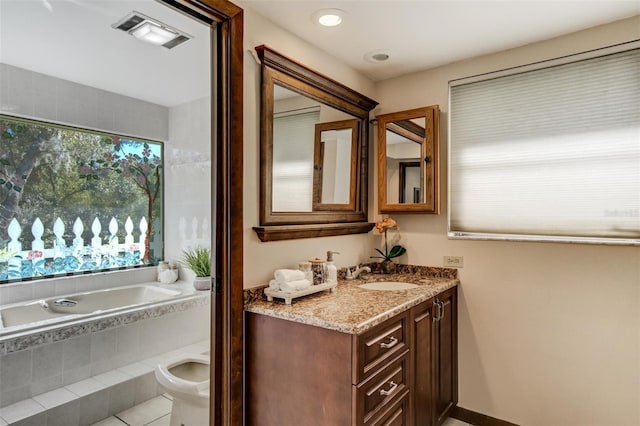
[379,381,398,396]
[379,336,398,349]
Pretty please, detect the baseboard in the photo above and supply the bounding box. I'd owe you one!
[451,406,519,426]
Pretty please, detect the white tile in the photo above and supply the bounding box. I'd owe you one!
[0,384,31,408]
[118,362,154,377]
[116,395,172,426]
[91,416,128,426]
[0,350,32,390]
[108,381,135,417]
[133,373,159,405]
[161,393,173,401]
[32,341,63,382]
[93,370,131,386]
[45,400,80,426]
[145,413,171,426]
[65,378,106,397]
[62,335,91,374]
[32,387,76,409]
[0,399,45,424]
[0,416,7,425]
[78,389,110,426]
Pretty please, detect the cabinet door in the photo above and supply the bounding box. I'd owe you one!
[433,287,458,425]
[412,300,434,426]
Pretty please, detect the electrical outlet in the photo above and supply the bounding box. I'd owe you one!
[443,256,464,268]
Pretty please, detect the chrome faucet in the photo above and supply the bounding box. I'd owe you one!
[345,266,371,280]
[53,298,78,307]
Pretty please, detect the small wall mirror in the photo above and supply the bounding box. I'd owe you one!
[253,46,378,241]
[313,119,358,210]
[377,106,440,213]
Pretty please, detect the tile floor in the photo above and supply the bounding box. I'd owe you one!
[91,396,472,426]
[90,394,173,426]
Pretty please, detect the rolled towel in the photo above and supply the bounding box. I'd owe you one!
[268,279,280,290]
[274,269,305,283]
[279,279,311,292]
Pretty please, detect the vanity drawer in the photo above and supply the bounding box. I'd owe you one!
[355,310,409,383]
[355,351,410,425]
[368,389,410,426]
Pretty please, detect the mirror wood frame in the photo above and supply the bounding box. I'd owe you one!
[377,106,440,214]
[253,45,378,242]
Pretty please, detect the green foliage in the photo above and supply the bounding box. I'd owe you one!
[0,115,163,256]
[180,247,211,277]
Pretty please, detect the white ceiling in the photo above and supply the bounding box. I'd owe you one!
[243,0,639,81]
[0,0,210,107]
[0,1,637,107]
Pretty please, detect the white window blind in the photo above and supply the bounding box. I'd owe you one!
[272,107,320,212]
[449,47,640,245]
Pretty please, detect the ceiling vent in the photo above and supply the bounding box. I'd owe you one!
[112,11,192,49]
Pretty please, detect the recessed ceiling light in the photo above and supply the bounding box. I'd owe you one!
[312,9,345,27]
[112,11,193,49]
[364,50,391,63]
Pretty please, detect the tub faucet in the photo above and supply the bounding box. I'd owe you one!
[345,266,371,280]
[53,298,78,307]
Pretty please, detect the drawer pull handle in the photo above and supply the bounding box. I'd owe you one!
[379,381,398,396]
[379,336,398,349]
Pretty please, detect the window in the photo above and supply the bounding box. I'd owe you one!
[448,45,640,245]
[0,115,163,282]
[272,107,320,212]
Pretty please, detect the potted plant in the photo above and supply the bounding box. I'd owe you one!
[370,217,406,274]
[181,247,211,290]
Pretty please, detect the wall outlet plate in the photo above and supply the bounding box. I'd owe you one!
[443,256,464,268]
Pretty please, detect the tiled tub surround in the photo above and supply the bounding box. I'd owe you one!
[0,272,210,411]
[244,264,459,334]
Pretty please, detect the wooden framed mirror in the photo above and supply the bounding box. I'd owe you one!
[377,106,440,213]
[253,45,378,242]
[313,119,359,211]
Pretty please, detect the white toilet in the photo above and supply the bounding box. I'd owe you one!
[155,354,210,426]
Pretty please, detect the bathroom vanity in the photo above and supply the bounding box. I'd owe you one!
[245,266,458,426]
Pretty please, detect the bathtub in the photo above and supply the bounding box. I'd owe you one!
[0,283,184,337]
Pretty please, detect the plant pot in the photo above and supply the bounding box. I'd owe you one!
[380,259,396,274]
[193,277,211,291]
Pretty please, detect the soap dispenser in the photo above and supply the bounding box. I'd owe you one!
[326,251,340,285]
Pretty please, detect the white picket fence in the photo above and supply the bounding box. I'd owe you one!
[5,215,149,262]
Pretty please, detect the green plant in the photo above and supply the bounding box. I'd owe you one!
[370,217,406,261]
[180,247,211,277]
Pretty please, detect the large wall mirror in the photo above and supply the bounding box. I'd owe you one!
[377,106,440,213]
[253,45,378,241]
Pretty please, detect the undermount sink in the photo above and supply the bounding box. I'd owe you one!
[358,281,419,291]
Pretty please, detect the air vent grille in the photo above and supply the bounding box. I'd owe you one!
[163,35,189,49]
[115,14,145,32]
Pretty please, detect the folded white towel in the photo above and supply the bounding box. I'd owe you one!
[274,269,305,283]
[279,279,311,292]
[269,279,280,290]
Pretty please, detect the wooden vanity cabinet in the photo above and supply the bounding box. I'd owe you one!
[411,286,458,426]
[245,286,457,426]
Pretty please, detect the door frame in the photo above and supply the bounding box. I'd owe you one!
[159,1,244,425]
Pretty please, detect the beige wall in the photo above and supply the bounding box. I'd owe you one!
[375,17,640,426]
[241,4,378,287]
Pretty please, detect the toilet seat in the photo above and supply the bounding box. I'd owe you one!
[156,354,210,397]
[155,353,211,426]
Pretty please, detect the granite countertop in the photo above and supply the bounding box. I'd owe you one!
[244,265,459,335]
